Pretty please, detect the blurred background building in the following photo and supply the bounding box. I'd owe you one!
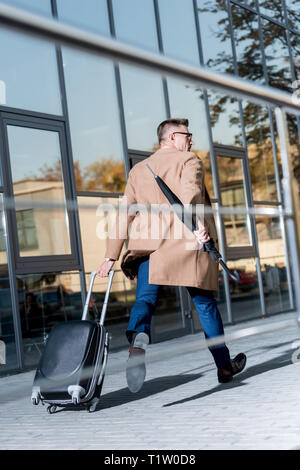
[0,0,299,374]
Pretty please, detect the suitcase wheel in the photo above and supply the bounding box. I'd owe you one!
[47,405,57,414]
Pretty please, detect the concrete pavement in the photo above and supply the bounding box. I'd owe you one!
[1,311,300,450]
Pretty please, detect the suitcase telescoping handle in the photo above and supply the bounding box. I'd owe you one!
[82,269,115,324]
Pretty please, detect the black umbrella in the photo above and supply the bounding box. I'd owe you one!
[146,163,241,282]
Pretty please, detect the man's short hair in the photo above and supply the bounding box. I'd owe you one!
[157,118,189,143]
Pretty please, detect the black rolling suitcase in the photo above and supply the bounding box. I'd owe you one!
[31,270,114,414]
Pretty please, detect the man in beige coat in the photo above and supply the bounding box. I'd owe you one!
[97,118,246,392]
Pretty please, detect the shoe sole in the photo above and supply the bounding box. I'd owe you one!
[126,333,149,393]
[232,353,247,376]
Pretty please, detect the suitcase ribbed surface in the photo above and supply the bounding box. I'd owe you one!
[40,320,97,380]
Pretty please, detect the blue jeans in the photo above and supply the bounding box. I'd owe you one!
[126,257,231,369]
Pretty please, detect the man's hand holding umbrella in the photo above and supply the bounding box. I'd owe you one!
[193,220,210,245]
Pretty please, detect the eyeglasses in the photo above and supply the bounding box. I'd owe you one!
[172,132,193,139]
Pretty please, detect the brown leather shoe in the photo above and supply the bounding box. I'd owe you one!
[217,353,247,384]
[126,333,149,393]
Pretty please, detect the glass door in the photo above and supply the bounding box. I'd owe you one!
[214,144,256,259]
[0,114,79,274]
[214,144,261,321]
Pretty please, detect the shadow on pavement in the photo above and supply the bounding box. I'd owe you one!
[55,373,203,413]
[54,347,295,413]
[164,349,293,407]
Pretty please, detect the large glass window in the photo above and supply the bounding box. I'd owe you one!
[227,257,261,322]
[112,0,159,52]
[243,104,277,202]
[255,210,291,314]
[167,78,214,196]
[7,125,71,257]
[0,29,62,114]
[263,19,293,92]
[158,0,199,65]
[62,49,126,193]
[18,271,82,367]
[231,4,264,84]
[120,65,166,151]
[1,0,52,16]
[198,0,234,74]
[217,155,252,247]
[57,0,110,35]
[209,92,243,147]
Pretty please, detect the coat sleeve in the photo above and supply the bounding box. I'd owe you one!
[104,171,136,261]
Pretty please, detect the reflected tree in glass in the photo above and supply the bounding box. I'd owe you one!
[285,0,300,31]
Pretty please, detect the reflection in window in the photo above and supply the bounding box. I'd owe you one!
[7,125,71,256]
[1,0,52,16]
[235,0,257,8]
[273,111,300,199]
[258,0,285,22]
[285,0,300,31]
[243,103,277,201]
[231,5,264,84]
[287,114,300,198]
[226,258,261,321]
[113,0,159,52]
[209,91,243,147]
[0,195,18,374]
[290,33,300,81]
[217,156,251,247]
[198,0,234,73]
[17,271,82,367]
[120,65,166,151]
[263,19,293,92]
[16,210,38,251]
[0,29,62,114]
[62,48,126,192]
[255,211,291,313]
[78,196,134,349]
[167,78,214,196]
[159,0,199,65]
[57,0,110,35]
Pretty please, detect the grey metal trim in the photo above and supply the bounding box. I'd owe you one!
[114,65,131,179]
[107,0,131,179]
[213,144,246,158]
[279,209,295,310]
[253,200,282,206]
[153,0,171,118]
[0,105,64,121]
[0,4,299,115]
[76,191,123,198]
[0,122,24,369]
[226,246,257,260]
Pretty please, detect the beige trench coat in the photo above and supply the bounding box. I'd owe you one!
[105,148,219,290]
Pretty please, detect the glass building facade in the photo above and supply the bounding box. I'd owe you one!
[0,0,299,374]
